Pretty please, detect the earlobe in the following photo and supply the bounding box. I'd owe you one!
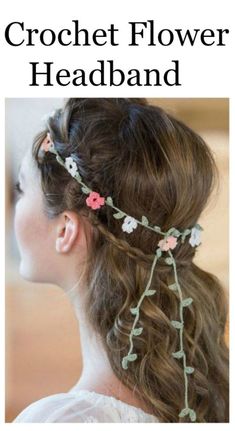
[55,213,79,253]
[55,237,70,253]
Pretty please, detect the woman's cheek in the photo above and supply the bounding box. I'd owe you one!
[14,198,30,254]
[15,200,36,270]
[14,194,58,283]
[15,195,44,249]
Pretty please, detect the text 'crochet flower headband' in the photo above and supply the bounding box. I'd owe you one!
[41,132,203,422]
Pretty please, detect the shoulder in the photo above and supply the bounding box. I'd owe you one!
[12,391,103,423]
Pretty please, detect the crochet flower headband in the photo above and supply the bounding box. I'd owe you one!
[41,132,203,422]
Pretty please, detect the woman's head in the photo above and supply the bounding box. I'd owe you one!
[14,98,228,422]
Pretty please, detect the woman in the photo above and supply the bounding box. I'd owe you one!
[13,98,229,422]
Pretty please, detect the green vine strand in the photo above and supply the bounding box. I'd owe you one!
[43,141,202,422]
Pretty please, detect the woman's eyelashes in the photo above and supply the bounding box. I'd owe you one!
[14,180,23,197]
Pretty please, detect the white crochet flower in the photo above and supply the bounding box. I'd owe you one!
[122,216,138,234]
[189,226,201,247]
[65,156,78,177]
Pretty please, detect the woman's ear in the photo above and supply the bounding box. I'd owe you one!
[55,212,80,253]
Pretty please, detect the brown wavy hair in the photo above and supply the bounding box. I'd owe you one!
[32,98,229,422]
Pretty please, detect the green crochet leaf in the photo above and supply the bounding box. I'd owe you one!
[56,155,65,166]
[81,186,90,195]
[106,196,113,205]
[74,172,82,181]
[156,248,162,258]
[141,215,149,226]
[185,366,195,374]
[113,211,125,219]
[181,228,191,243]
[122,353,137,369]
[165,257,173,265]
[172,228,181,237]
[145,289,156,296]
[132,327,143,336]
[195,223,203,231]
[122,357,129,370]
[171,320,183,329]
[126,353,138,361]
[130,307,139,315]
[172,350,184,359]
[165,227,181,238]
[178,407,190,417]
[166,227,176,235]
[154,226,161,232]
[189,409,197,422]
[182,297,193,307]
[168,283,178,291]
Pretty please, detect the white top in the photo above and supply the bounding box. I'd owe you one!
[12,388,159,423]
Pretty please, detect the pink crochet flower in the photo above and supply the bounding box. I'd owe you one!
[41,132,54,152]
[158,235,178,251]
[86,191,105,210]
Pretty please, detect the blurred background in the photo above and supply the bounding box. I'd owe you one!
[5,98,229,422]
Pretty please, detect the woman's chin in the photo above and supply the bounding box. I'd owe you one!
[18,260,38,283]
[19,260,55,285]
[18,261,31,281]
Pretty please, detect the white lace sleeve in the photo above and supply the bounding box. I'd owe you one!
[12,390,159,423]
